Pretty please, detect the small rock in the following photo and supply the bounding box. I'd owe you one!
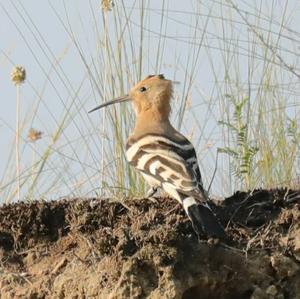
[266,285,277,296]
[251,287,267,299]
[207,238,220,245]
[270,254,299,278]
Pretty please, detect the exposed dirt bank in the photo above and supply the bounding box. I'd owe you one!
[0,189,299,299]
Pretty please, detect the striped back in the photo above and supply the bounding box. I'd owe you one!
[126,133,203,194]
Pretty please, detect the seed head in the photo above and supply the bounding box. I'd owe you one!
[101,0,114,11]
[11,66,26,85]
[28,128,43,142]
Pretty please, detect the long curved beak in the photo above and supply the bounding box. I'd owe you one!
[88,95,131,113]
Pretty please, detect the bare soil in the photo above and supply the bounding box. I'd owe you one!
[0,189,299,299]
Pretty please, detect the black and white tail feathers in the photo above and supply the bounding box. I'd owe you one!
[181,194,225,239]
[126,133,226,239]
[184,200,226,239]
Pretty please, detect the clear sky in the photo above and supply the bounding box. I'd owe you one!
[1,1,299,201]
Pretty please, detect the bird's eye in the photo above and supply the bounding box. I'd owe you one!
[139,86,147,92]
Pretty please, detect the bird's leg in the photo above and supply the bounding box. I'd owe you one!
[146,187,159,203]
[146,187,158,198]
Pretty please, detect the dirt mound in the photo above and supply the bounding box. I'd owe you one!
[0,189,299,299]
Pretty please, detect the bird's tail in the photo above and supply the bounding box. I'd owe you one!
[182,197,226,239]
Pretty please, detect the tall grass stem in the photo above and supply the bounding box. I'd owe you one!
[15,85,20,202]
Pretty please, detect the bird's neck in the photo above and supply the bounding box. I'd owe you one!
[138,107,168,121]
[133,112,172,137]
[130,112,187,144]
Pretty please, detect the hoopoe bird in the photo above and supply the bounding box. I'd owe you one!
[89,74,226,239]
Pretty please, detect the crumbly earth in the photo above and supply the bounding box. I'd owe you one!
[0,189,299,299]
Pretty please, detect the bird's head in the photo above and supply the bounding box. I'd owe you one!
[129,74,173,118]
[89,74,173,121]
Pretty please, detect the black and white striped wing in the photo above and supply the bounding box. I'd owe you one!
[126,134,204,196]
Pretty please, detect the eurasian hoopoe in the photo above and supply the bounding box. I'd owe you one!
[89,74,226,239]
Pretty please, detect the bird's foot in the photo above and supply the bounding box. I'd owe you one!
[146,187,158,198]
[146,187,160,203]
